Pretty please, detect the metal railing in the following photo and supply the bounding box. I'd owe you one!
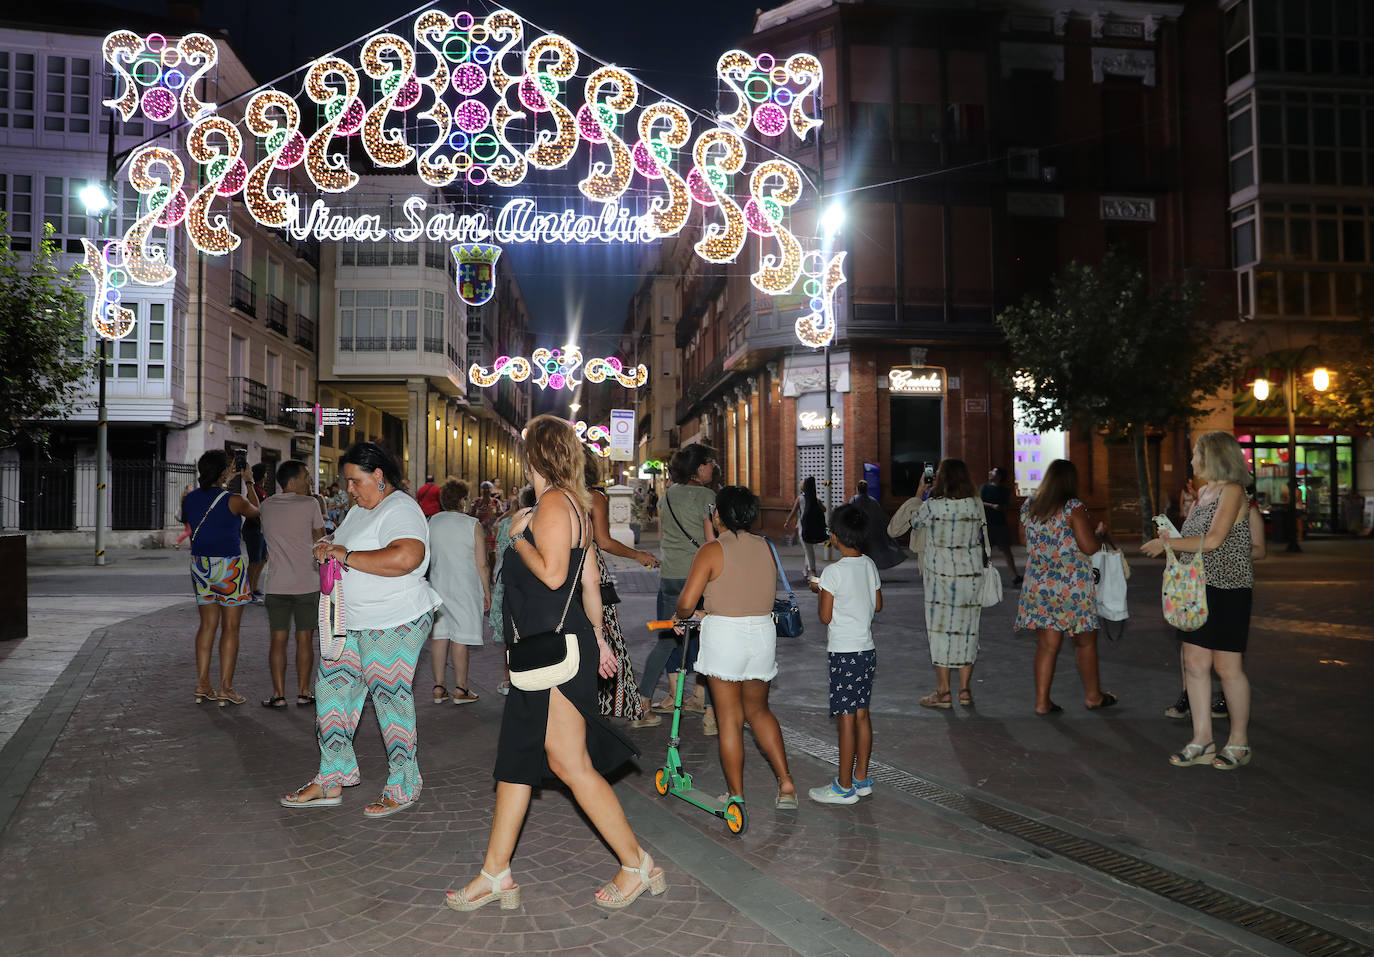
[266,392,312,431]
[423,336,444,354]
[390,336,417,351]
[1,459,196,531]
[227,376,268,419]
[266,295,289,335]
[295,314,315,350]
[231,271,257,316]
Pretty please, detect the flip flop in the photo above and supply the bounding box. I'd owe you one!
[1036,704,1063,715]
[296,694,316,707]
[363,796,417,819]
[261,696,288,709]
[280,783,342,808]
[774,791,799,810]
[1086,691,1118,710]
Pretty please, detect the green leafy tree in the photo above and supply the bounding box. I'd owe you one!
[1310,319,1374,436]
[0,216,97,449]
[996,249,1243,538]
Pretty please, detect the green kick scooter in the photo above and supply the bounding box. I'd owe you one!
[646,619,748,835]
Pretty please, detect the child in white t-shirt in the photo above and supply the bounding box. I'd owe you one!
[807,503,883,805]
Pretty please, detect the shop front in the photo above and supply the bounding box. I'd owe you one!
[885,365,945,497]
[1237,429,1356,533]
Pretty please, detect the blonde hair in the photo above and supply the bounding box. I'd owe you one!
[522,414,591,512]
[1193,430,1251,485]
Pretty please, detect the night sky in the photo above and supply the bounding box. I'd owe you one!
[107,0,762,342]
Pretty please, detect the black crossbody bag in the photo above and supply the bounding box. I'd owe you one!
[507,493,590,692]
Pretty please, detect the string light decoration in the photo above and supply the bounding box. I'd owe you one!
[79,239,137,340]
[91,19,847,356]
[637,102,692,237]
[748,159,803,294]
[123,146,182,285]
[585,356,648,388]
[185,116,242,254]
[574,421,612,456]
[793,250,848,349]
[468,354,532,387]
[692,127,747,263]
[243,90,299,227]
[530,344,583,391]
[360,34,418,168]
[303,57,360,192]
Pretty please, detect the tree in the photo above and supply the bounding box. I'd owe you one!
[0,216,97,450]
[996,249,1243,538]
[1310,318,1374,436]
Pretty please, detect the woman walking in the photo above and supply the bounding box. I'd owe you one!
[448,416,662,912]
[488,486,536,696]
[183,451,259,705]
[1142,431,1255,770]
[585,449,657,719]
[428,480,490,706]
[783,477,828,579]
[470,481,501,567]
[280,442,442,818]
[672,486,797,809]
[909,459,986,708]
[634,444,717,730]
[1014,459,1117,715]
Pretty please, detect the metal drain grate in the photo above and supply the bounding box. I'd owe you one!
[783,728,1372,957]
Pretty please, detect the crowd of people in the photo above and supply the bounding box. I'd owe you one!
[177,423,1259,910]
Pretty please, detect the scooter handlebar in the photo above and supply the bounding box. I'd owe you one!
[647,619,701,631]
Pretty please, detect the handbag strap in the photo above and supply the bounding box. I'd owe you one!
[664,488,701,549]
[509,493,589,644]
[980,519,993,568]
[190,490,229,544]
[764,537,797,604]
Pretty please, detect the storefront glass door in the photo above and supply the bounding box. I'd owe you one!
[1239,434,1354,533]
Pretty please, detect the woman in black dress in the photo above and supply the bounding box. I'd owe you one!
[447,416,664,912]
[783,476,828,579]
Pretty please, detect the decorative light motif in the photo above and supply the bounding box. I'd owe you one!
[794,251,848,349]
[785,53,823,140]
[336,98,365,136]
[692,128,746,263]
[415,9,458,187]
[451,243,501,306]
[175,34,219,121]
[122,147,182,286]
[531,345,583,391]
[141,86,177,122]
[579,67,638,202]
[484,10,524,93]
[303,58,359,192]
[469,354,532,387]
[585,356,648,388]
[753,103,786,137]
[455,99,491,132]
[687,166,716,206]
[102,32,144,120]
[185,116,242,253]
[518,73,549,112]
[748,159,803,294]
[276,131,306,168]
[524,35,578,169]
[395,75,422,110]
[715,50,754,133]
[244,89,299,227]
[78,239,137,340]
[360,34,417,168]
[453,63,486,95]
[636,105,692,236]
[574,421,612,456]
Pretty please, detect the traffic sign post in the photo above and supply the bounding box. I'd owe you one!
[281,405,355,493]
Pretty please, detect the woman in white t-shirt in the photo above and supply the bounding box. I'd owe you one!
[281,442,442,819]
[427,479,490,705]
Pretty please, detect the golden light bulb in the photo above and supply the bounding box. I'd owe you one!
[1252,378,1270,401]
[1312,367,1330,392]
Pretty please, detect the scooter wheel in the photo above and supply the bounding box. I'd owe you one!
[654,768,669,796]
[724,801,747,835]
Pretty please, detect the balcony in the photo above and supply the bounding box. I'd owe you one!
[390,336,417,351]
[675,353,727,424]
[227,377,267,421]
[295,314,315,350]
[264,392,312,433]
[424,336,444,354]
[331,334,464,393]
[231,271,257,317]
[266,295,289,336]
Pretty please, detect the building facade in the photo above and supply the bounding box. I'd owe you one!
[662,0,1234,536]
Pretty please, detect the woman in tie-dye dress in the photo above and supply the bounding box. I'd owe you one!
[280,442,442,819]
[1014,459,1117,716]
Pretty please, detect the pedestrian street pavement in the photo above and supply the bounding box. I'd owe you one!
[1,536,1372,955]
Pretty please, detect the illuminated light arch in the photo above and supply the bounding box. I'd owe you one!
[83,12,845,351]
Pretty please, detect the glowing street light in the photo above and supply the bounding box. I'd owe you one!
[820,201,845,239]
[1312,367,1330,392]
[1252,377,1270,401]
[79,181,112,215]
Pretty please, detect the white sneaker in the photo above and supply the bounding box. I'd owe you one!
[853,777,873,797]
[808,779,859,805]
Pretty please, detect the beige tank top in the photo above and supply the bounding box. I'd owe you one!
[703,531,778,617]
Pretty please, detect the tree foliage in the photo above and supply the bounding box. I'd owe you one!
[996,249,1243,534]
[0,216,97,449]
[1310,319,1374,436]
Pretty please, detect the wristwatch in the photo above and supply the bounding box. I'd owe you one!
[342,549,352,569]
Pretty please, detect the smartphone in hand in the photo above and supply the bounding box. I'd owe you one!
[1152,514,1181,538]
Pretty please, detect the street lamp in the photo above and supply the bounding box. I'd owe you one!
[79,182,112,216]
[1251,353,1331,553]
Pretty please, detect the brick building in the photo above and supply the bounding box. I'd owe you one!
[663,0,1235,536]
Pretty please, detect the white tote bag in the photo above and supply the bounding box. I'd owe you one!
[1092,547,1130,638]
[979,522,1003,607]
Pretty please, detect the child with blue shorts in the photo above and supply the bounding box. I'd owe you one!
[807,503,883,805]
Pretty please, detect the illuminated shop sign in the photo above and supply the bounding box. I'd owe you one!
[887,366,946,395]
[797,410,840,431]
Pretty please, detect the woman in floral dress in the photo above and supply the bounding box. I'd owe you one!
[1014,459,1117,715]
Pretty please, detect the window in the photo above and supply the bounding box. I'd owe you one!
[1228,99,1255,193]
[391,243,417,266]
[0,51,36,130]
[0,173,34,250]
[340,245,355,266]
[849,102,891,137]
[230,333,246,378]
[391,289,418,349]
[265,351,280,392]
[1256,200,1372,265]
[1251,0,1351,75]
[1232,204,1257,267]
[43,55,91,133]
[661,349,672,376]
[1224,0,1252,84]
[1256,89,1372,187]
[423,290,444,352]
[425,243,445,270]
[105,301,159,379]
[339,289,424,351]
[42,176,91,253]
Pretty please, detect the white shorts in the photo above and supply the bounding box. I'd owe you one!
[430,605,483,646]
[695,614,778,683]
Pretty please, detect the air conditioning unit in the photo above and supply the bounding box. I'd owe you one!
[1007,148,1040,181]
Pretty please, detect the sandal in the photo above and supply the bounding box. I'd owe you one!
[446,868,521,912]
[1212,744,1252,770]
[919,690,952,710]
[594,851,666,910]
[774,790,799,810]
[296,694,315,707]
[1086,691,1118,710]
[261,696,288,709]
[433,684,450,704]
[958,689,974,708]
[217,689,247,707]
[194,688,217,704]
[1169,741,1217,767]
[452,685,479,705]
[280,782,341,808]
[363,794,417,819]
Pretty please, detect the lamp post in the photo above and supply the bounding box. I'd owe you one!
[1252,350,1330,553]
[81,112,119,566]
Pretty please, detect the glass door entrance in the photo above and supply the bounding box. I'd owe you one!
[1240,434,1354,533]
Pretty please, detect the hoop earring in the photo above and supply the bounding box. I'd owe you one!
[377,481,385,491]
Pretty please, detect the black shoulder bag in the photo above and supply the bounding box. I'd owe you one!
[506,493,590,692]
